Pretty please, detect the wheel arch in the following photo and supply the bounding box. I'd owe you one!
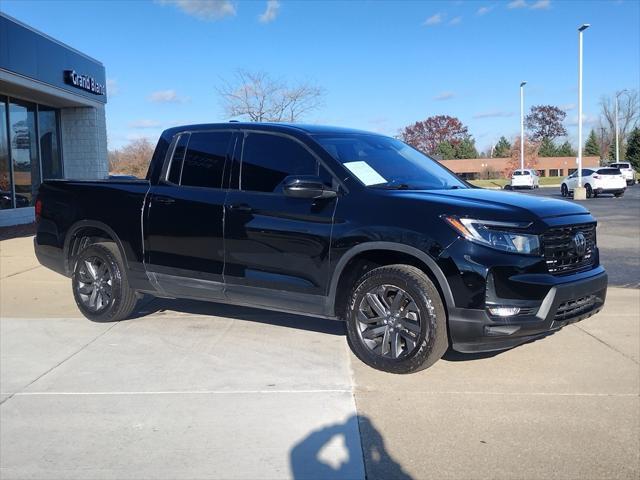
[328,242,455,319]
[63,220,129,275]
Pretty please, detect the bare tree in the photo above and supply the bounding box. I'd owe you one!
[599,90,639,156]
[217,70,326,122]
[108,138,155,178]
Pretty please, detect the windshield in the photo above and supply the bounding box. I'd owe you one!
[313,134,467,190]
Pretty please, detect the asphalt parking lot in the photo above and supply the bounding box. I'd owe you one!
[1,187,638,480]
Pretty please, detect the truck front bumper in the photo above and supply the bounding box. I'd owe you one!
[449,268,607,353]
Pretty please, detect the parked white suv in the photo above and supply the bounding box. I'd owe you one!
[609,162,636,186]
[510,169,539,189]
[561,168,627,198]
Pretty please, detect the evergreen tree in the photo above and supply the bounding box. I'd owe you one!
[493,136,511,157]
[454,138,479,159]
[625,127,640,170]
[584,130,600,156]
[608,141,625,162]
[435,141,456,160]
[556,141,576,157]
[538,137,558,157]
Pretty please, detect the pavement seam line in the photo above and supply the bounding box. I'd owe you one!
[0,321,119,406]
[4,389,353,396]
[1,265,41,279]
[572,323,640,365]
[345,342,368,480]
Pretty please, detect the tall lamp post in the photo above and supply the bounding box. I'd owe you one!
[575,23,590,200]
[615,89,628,163]
[520,81,527,171]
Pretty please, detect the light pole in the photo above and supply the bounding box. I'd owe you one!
[575,23,590,199]
[520,81,527,171]
[615,89,628,163]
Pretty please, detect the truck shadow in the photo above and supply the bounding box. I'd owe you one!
[131,295,346,336]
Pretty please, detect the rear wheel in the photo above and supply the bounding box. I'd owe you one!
[72,242,138,322]
[585,184,593,198]
[561,184,568,197]
[615,192,624,198]
[345,265,448,374]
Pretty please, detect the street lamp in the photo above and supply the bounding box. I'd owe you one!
[575,23,590,199]
[520,81,527,171]
[615,89,629,163]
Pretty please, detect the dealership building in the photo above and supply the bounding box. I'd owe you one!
[1,13,108,226]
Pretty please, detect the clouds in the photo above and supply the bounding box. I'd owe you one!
[159,0,236,21]
[159,0,282,23]
[423,13,443,26]
[148,89,188,103]
[508,0,551,10]
[434,91,456,101]
[477,6,492,15]
[473,111,515,119]
[259,0,280,23]
[423,12,462,27]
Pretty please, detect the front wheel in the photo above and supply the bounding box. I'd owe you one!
[615,192,624,198]
[72,242,138,322]
[345,265,448,374]
[561,184,568,197]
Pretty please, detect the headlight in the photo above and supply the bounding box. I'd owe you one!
[444,216,540,255]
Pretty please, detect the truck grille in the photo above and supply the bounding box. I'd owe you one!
[543,223,596,275]
[554,295,599,322]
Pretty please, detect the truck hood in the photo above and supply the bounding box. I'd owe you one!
[394,188,589,220]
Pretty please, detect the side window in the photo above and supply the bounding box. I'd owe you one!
[241,133,318,193]
[167,133,189,184]
[582,169,593,176]
[180,131,232,189]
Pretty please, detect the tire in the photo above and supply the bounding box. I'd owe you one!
[72,242,138,322]
[561,184,568,197]
[344,264,448,374]
[615,192,624,198]
[585,184,593,198]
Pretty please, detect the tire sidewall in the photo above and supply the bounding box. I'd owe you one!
[345,266,446,374]
[72,244,125,322]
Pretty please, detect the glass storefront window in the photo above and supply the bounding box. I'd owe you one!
[0,98,11,209]
[38,106,63,179]
[0,95,63,211]
[9,99,39,207]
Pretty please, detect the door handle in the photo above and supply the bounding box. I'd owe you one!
[154,196,175,205]
[227,203,252,213]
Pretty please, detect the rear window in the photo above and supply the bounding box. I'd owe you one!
[597,168,621,175]
[180,131,232,189]
[611,163,629,169]
[513,170,530,176]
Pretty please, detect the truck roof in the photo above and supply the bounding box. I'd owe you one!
[161,122,376,138]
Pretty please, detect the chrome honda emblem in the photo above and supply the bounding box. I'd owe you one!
[573,232,587,256]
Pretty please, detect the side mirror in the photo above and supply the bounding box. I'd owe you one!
[283,175,337,199]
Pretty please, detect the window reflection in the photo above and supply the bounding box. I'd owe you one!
[0,99,11,209]
[39,106,63,180]
[9,99,39,207]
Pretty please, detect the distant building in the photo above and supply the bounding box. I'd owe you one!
[438,156,601,180]
[1,13,108,226]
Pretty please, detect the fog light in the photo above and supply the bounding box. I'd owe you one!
[488,307,521,317]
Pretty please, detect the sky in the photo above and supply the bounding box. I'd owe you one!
[1,0,638,151]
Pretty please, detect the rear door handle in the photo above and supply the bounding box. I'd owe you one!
[154,196,175,205]
[227,203,252,213]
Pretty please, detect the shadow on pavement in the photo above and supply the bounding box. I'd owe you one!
[132,295,346,336]
[290,414,411,480]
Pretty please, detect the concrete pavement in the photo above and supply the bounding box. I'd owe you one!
[1,236,639,479]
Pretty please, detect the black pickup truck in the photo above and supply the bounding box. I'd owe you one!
[35,123,607,373]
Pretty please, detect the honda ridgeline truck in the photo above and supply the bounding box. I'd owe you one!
[34,123,608,373]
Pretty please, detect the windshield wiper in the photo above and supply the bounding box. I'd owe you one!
[376,183,412,190]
